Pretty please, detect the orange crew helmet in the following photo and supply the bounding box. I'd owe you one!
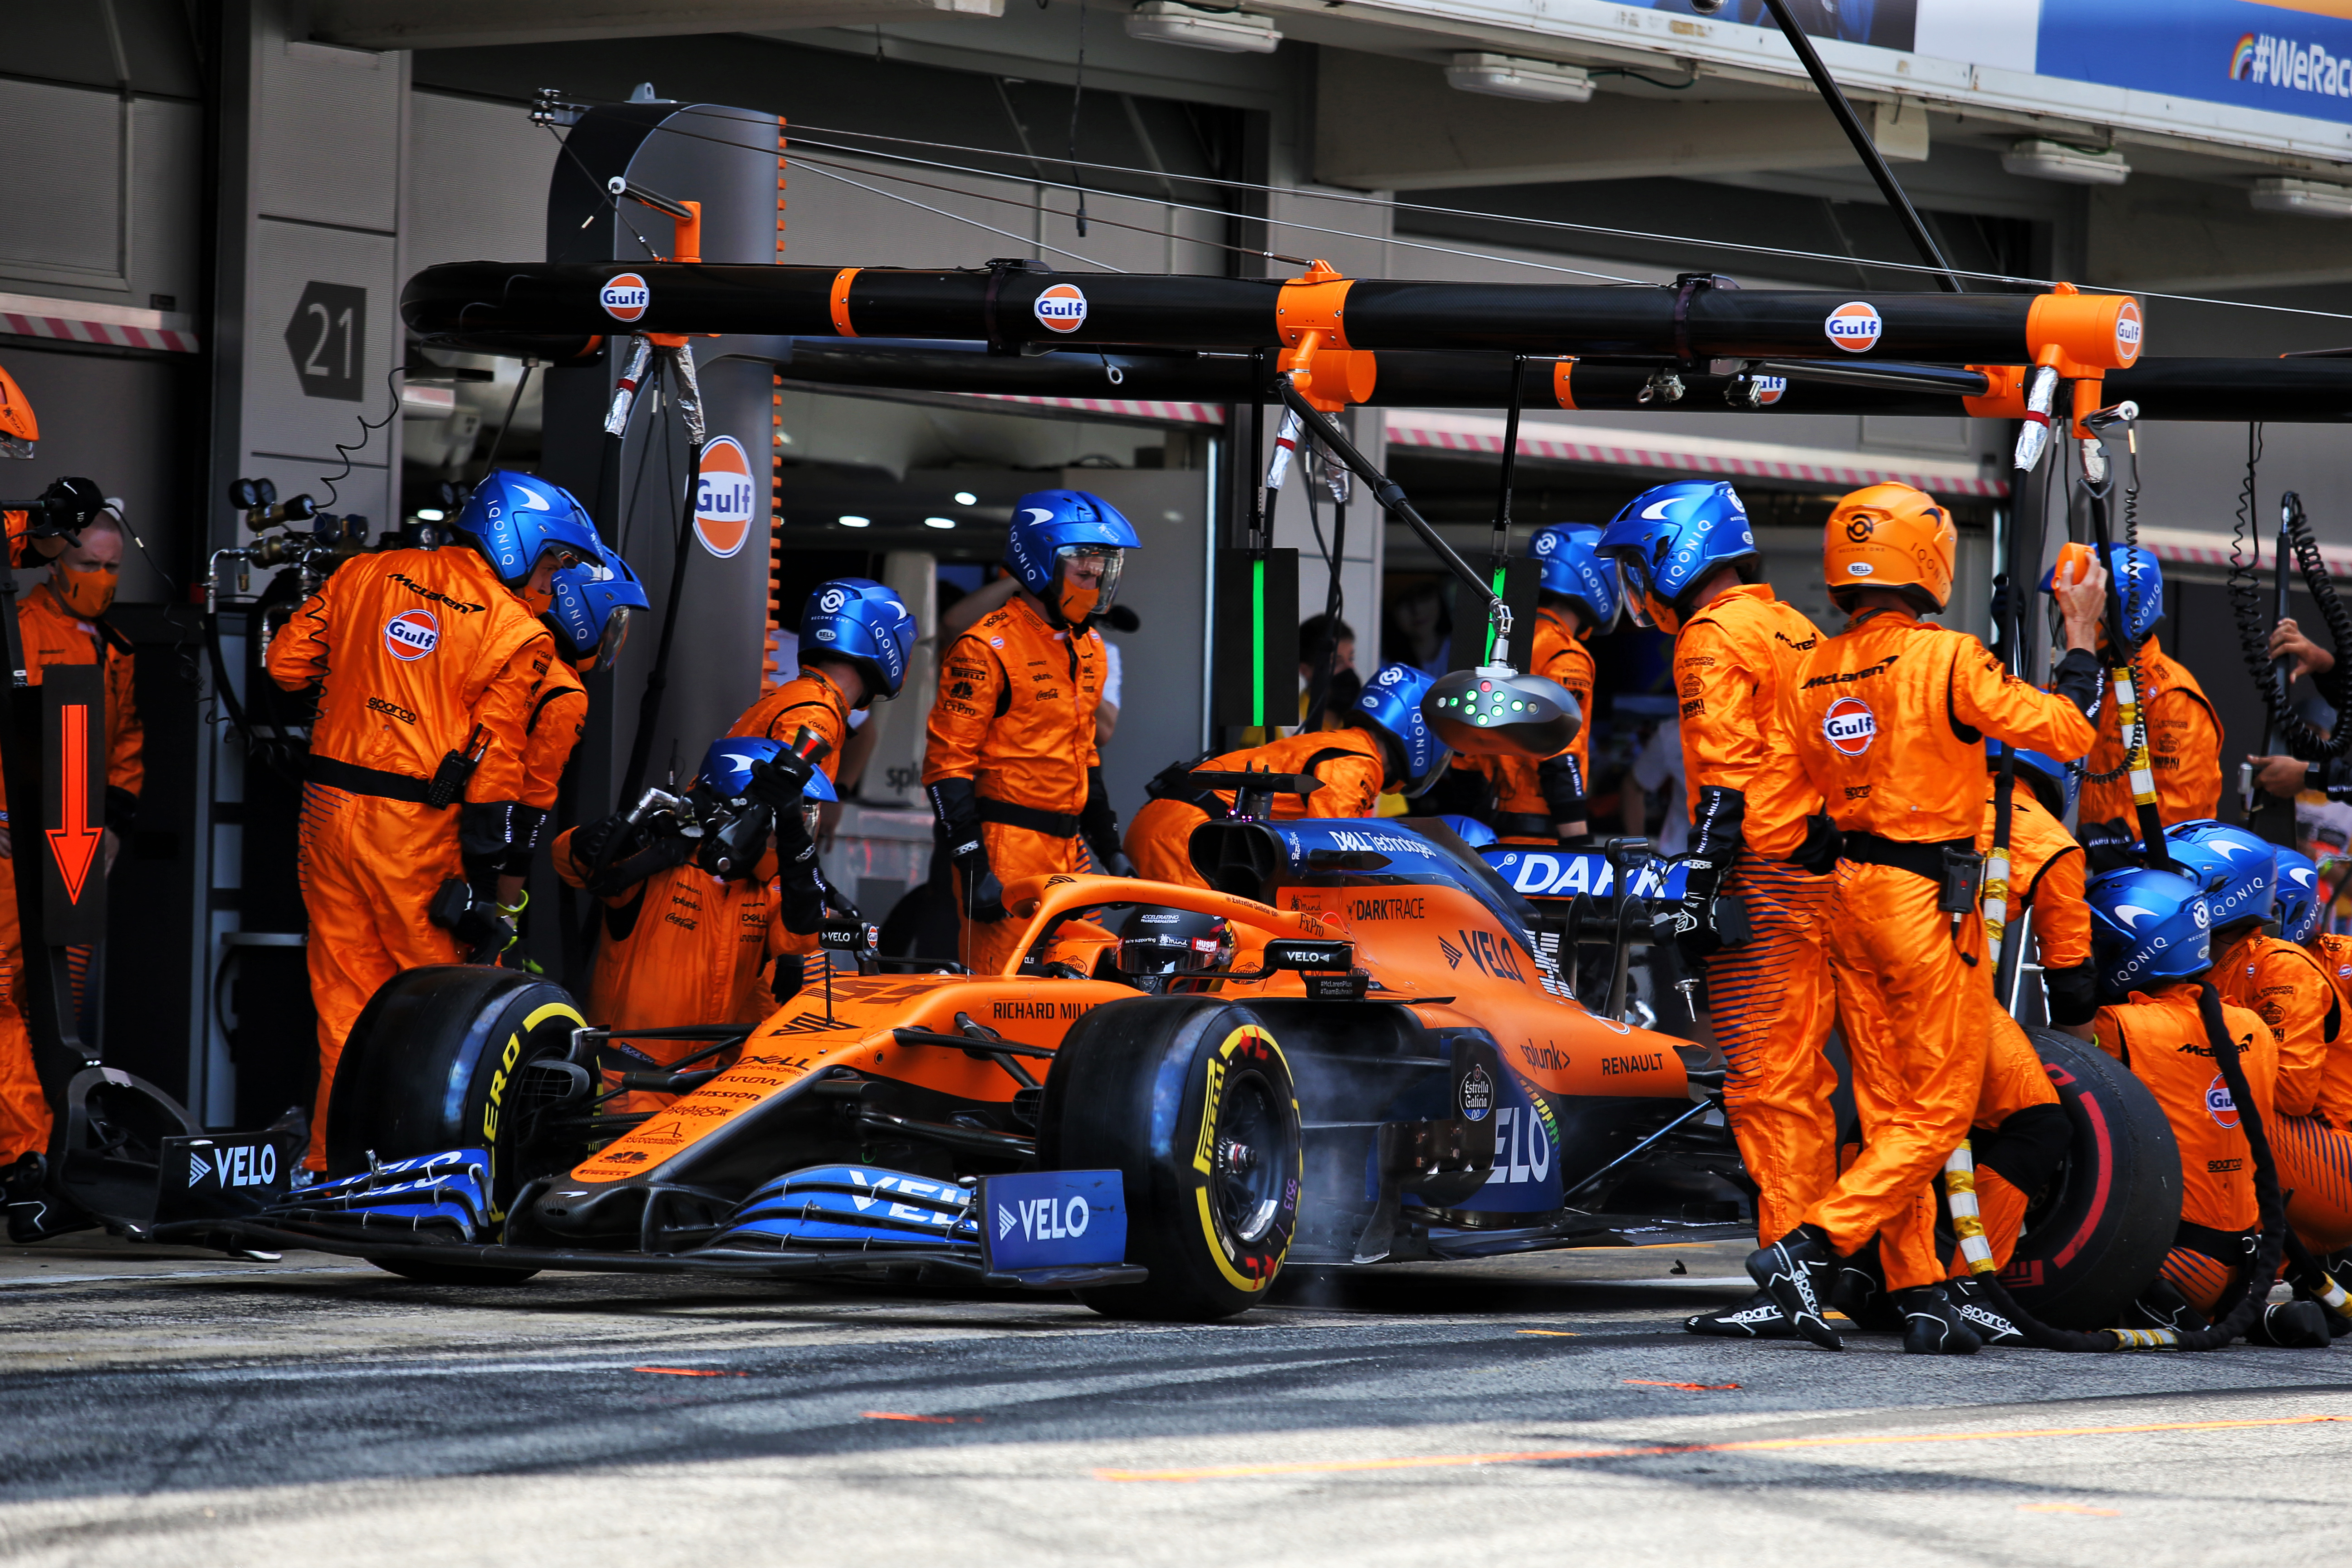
[0,363,36,460]
[1823,483,1955,613]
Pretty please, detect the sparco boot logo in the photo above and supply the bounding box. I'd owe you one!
[383,608,440,661]
[1823,696,1876,755]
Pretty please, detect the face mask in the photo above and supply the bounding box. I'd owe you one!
[52,561,117,619]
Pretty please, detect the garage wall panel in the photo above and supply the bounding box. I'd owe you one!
[0,79,127,290]
[409,91,561,270]
[253,39,403,231]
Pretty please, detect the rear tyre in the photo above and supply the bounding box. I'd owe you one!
[2002,1026,2180,1329]
[324,965,587,1234]
[371,1258,540,1286]
[1040,997,1302,1321]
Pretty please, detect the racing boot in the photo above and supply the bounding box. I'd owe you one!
[2123,1278,2209,1335]
[1683,1290,1797,1339]
[2246,1299,2333,1349]
[1829,1249,1901,1333]
[1944,1275,2027,1346]
[1745,1224,1844,1350]
[1892,1283,1983,1355]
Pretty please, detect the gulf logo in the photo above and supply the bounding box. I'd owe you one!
[600,272,650,323]
[1824,301,1883,354]
[1754,375,1788,405]
[2206,1075,2239,1130]
[1822,696,1876,756]
[384,608,440,662]
[693,436,757,559]
[1034,283,1089,334]
[2115,299,2144,363]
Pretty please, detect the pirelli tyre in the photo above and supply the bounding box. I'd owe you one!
[326,965,588,1284]
[1999,1025,2182,1329]
[1040,997,1302,1321]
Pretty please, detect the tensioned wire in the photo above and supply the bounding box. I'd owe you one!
[600,98,2352,325]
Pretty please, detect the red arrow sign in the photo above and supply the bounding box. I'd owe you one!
[47,702,100,903]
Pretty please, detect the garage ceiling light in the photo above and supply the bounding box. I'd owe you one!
[838,514,872,528]
[2000,139,2131,186]
[2251,177,2352,217]
[1445,54,1595,104]
[953,490,978,505]
[1124,2,1281,54]
[924,516,957,529]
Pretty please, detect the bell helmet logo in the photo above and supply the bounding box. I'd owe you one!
[1825,301,1883,354]
[2206,1075,2239,1129]
[1034,284,1089,334]
[384,609,440,661]
[2115,299,2144,364]
[693,436,756,559]
[1823,696,1877,756]
[600,273,650,323]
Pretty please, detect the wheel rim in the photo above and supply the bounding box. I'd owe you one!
[1211,1069,1292,1247]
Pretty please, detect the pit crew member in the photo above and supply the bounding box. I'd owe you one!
[1463,524,1608,843]
[2048,546,2220,834]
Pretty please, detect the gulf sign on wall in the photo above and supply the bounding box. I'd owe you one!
[695,436,757,559]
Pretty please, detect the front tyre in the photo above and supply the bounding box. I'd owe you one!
[1040,998,1302,1321]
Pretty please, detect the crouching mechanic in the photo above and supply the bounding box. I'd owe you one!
[728,578,915,1002]
[925,490,1134,975]
[0,506,141,1187]
[557,738,841,1113]
[1761,481,2105,1354]
[1464,524,1609,843]
[268,470,597,1172]
[2085,865,2328,1345]
[1125,663,1448,887]
[1596,481,1842,1342]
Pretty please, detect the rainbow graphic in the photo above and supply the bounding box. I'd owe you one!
[2232,32,2259,79]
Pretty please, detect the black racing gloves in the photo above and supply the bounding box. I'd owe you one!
[928,777,1006,923]
[499,805,549,878]
[458,800,523,897]
[1671,784,1747,965]
[1083,765,1132,877]
[2044,960,2099,1028]
[1792,811,1842,877]
[1539,753,1587,833]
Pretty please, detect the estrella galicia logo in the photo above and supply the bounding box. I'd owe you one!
[1458,1062,1494,1123]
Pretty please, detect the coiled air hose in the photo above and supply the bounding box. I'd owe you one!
[2230,487,2352,761]
[1950,983,2326,1350]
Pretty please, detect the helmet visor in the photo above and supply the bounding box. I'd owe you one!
[598,605,634,670]
[1055,545,1125,622]
[1613,558,1656,629]
[0,435,32,461]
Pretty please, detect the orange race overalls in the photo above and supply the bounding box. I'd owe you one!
[508,658,586,889]
[2078,634,2221,829]
[1125,725,1387,888]
[553,826,783,1114]
[726,665,856,1001]
[1955,788,2083,1274]
[2214,929,2338,1120]
[267,547,553,1169]
[0,582,141,1162]
[1675,582,1839,1247]
[1780,610,2100,1290]
[2228,928,2352,1255]
[2097,984,2276,1313]
[924,595,1107,975]
[1468,606,1593,841]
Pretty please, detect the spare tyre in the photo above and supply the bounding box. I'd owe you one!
[323,965,587,1220]
[1999,1025,2181,1329]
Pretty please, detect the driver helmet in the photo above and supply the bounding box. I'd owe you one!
[799,578,917,706]
[2086,865,2214,1003]
[1596,481,1758,634]
[1005,489,1139,628]
[1117,905,1231,994]
[450,470,606,597]
[2164,819,2278,934]
[1350,662,1450,797]
[1528,524,1619,636]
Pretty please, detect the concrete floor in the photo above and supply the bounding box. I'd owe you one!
[1,1236,2348,1566]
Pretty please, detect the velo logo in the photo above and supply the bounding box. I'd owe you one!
[1033,283,1089,334]
[600,272,650,322]
[383,608,440,661]
[1824,300,1883,353]
[1823,696,1877,755]
[693,436,756,559]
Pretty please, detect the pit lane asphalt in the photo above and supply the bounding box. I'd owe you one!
[2,1238,2349,1567]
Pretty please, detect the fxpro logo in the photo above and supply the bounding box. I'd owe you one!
[2234,31,2352,97]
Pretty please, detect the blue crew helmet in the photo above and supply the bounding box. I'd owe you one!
[545,552,647,670]
[1985,740,2081,822]
[1529,524,1620,634]
[2164,819,2279,933]
[450,470,606,595]
[700,735,836,834]
[1596,481,1758,634]
[2275,847,2323,944]
[1432,813,1499,848]
[799,578,917,706]
[1005,489,1140,627]
[2086,865,2215,1003]
[2041,543,2163,646]
[1352,662,1450,796]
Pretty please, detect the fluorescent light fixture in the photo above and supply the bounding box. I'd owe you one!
[2251,177,2352,217]
[1124,2,1281,54]
[953,490,978,505]
[2000,139,2131,186]
[1444,53,1594,104]
[838,514,872,528]
[923,516,958,529]
[416,508,444,521]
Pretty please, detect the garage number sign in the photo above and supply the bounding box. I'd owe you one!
[285,281,367,402]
